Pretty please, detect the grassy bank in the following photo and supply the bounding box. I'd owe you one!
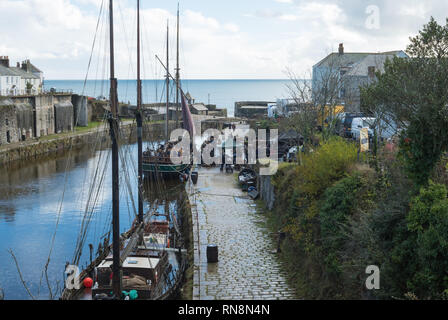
[38,121,106,142]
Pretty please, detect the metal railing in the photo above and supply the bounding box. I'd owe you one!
[0,88,73,97]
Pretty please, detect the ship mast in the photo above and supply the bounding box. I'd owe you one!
[136,0,143,223]
[165,21,170,142]
[175,3,180,128]
[108,0,122,298]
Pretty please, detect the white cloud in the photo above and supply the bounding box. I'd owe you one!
[1,0,447,79]
[399,3,429,19]
[279,14,298,21]
[275,0,294,3]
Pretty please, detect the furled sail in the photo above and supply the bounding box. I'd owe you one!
[181,92,195,138]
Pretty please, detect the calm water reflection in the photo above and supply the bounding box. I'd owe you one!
[0,143,183,300]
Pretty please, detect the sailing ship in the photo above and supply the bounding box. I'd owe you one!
[61,0,187,300]
[142,5,195,179]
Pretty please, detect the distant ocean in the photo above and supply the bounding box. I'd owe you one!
[44,79,291,117]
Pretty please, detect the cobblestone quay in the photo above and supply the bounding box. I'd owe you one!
[187,166,297,300]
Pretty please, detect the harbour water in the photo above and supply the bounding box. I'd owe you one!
[1,79,293,300]
[44,79,291,117]
[0,141,183,300]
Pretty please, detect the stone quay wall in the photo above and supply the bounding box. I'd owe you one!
[0,121,174,166]
[258,174,275,211]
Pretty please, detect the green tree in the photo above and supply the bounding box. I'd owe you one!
[406,182,448,298]
[360,17,448,186]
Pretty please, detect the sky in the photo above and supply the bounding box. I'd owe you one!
[0,0,447,80]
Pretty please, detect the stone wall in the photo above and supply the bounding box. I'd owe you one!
[54,101,74,133]
[90,100,108,121]
[34,95,55,137]
[15,103,34,141]
[0,121,172,166]
[7,93,84,139]
[0,99,19,145]
[72,95,90,127]
[257,174,275,211]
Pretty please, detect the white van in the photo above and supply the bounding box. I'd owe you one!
[350,117,375,140]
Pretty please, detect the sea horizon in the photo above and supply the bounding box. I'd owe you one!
[45,78,294,81]
[44,79,298,117]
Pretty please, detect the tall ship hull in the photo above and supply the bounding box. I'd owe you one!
[143,162,191,177]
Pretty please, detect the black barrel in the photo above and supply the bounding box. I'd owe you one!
[206,244,219,263]
[191,171,199,185]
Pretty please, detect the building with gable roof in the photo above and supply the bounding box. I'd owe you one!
[312,44,409,111]
[0,56,43,96]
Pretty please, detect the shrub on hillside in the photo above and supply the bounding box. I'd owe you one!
[406,182,448,298]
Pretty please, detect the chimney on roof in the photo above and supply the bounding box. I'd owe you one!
[338,43,344,55]
[0,56,10,68]
[21,59,31,73]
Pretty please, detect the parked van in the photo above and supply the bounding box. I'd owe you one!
[338,112,366,137]
[350,117,375,140]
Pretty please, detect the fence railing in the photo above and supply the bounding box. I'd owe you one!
[0,88,74,97]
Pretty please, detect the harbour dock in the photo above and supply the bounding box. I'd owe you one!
[187,166,297,300]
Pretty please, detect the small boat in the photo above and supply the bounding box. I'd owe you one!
[238,167,257,191]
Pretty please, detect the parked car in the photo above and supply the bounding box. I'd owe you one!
[338,112,366,137]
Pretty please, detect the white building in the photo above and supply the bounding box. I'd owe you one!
[0,56,42,96]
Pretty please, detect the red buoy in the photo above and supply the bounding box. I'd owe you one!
[83,277,93,288]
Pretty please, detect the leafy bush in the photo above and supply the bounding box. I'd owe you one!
[320,174,364,276]
[268,135,448,299]
[406,182,448,298]
[281,137,358,246]
[269,138,361,298]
